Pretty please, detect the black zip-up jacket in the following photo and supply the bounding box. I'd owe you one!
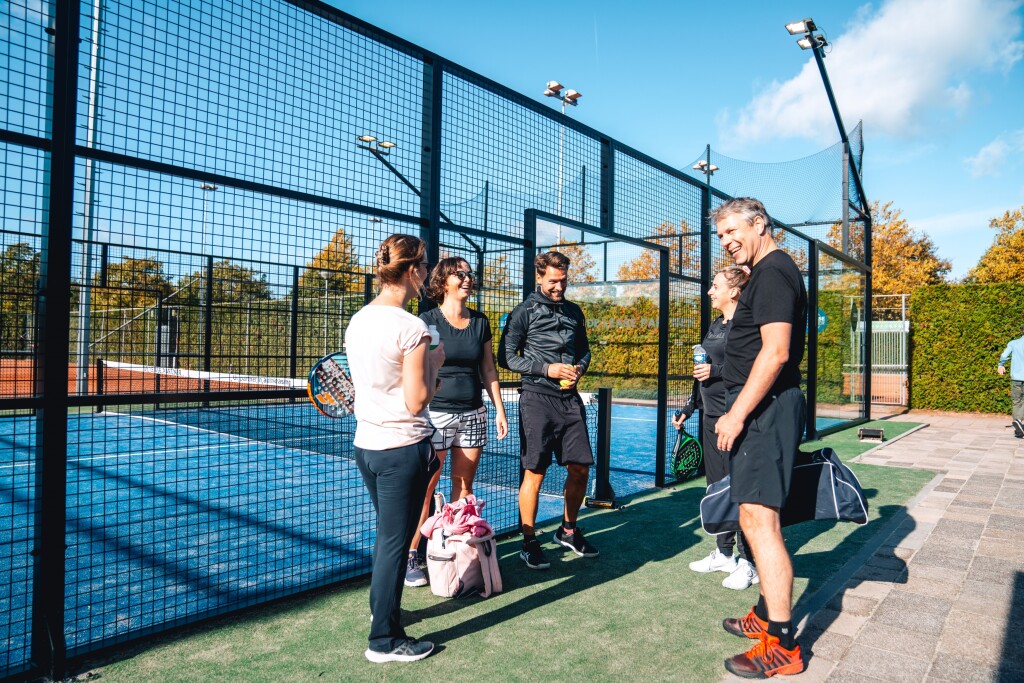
[498,289,591,397]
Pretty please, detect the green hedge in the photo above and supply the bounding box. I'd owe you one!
[910,283,1024,413]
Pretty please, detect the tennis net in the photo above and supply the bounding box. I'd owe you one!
[97,360,306,396]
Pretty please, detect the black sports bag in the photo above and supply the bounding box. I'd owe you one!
[699,447,869,535]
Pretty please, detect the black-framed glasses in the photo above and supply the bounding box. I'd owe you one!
[455,270,475,281]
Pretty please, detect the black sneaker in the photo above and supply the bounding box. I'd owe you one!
[1013,419,1024,438]
[554,526,600,557]
[364,638,434,663]
[404,552,427,587]
[520,538,551,570]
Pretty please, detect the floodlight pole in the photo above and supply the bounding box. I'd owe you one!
[356,135,484,298]
[693,148,718,339]
[75,0,105,394]
[790,22,870,255]
[199,183,217,363]
[543,81,582,243]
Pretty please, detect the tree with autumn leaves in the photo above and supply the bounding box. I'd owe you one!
[299,227,363,294]
[965,204,1024,284]
[827,201,950,295]
[550,237,599,282]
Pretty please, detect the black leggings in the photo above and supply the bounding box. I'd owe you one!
[355,438,435,652]
[702,415,753,564]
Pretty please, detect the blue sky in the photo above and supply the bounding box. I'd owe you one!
[332,0,1024,279]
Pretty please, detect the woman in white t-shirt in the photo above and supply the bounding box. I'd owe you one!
[345,233,445,664]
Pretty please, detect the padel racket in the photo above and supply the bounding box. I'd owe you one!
[671,410,703,481]
[307,352,356,418]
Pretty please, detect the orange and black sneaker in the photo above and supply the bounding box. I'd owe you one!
[722,607,768,639]
[724,632,804,679]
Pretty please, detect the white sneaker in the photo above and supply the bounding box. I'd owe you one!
[722,558,760,590]
[688,549,737,573]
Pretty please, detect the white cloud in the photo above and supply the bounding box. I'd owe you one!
[722,0,1024,145]
[965,129,1024,176]
[915,206,1003,235]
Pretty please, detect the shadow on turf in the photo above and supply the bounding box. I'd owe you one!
[791,494,913,663]
[409,484,707,642]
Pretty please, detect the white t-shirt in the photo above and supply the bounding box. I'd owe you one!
[345,304,434,450]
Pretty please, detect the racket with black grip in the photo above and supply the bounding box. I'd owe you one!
[307,352,356,418]
[671,409,703,481]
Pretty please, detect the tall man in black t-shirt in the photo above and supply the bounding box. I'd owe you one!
[712,198,808,678]
[498,251,598,571]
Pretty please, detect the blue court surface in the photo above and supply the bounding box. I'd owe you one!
[0,401,848,666]
[0,401,669,664]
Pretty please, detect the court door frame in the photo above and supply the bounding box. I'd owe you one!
[523,209,673,487]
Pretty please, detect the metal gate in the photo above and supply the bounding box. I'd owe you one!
[867,294,909,406]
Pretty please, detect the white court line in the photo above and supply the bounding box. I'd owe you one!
[84,411,337,462]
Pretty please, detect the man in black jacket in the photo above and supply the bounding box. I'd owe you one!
[498,251,598,570]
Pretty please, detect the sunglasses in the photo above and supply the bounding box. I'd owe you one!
[454,270,475,281]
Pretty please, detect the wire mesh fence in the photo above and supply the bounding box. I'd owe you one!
[0,0,870,678]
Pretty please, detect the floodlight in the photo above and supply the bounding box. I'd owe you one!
[357,134,377,143]
[200,183,218,191]
[708,164,719,173]
[785,18,816,35]
[378,141,397,150]
[797,37,814,49]
[692,160,707,171]
[564,89,582,104]
[546,80,563,93]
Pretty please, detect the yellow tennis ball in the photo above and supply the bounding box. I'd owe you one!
[560,379,572,388]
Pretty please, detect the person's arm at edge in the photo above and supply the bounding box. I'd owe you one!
[574,305,592,375]
[480,336,508,439]
[403,337,441,414]
[998,342,1012,374]
[497,305,546,376]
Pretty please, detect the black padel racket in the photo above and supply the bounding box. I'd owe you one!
[671,411,703,481]
[308,352,356,418]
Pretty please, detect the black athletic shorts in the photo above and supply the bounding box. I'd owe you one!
[726,386,806,509]
[518,390,594,471]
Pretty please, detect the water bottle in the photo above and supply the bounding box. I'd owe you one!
[428,324,440,350]
[693,343,707,365]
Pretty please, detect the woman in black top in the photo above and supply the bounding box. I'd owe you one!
[404,257,508,587]
[673,265,758,590]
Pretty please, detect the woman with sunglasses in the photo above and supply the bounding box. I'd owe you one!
[345,234,445,663]
[404,257,509,588]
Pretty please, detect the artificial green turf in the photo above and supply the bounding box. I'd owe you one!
[86,421,935,683]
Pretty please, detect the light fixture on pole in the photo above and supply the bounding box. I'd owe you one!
[319,270,331,355]
[543,80,582,243]
[785,17,868,255]
[356,134,397,156]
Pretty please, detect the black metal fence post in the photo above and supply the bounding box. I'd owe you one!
[289,266,300,379]
[806,241,819,440]
[656,252,669,487]
[32,0,80,677]
[594,387,613,499]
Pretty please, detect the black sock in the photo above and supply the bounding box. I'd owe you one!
[754,595,768,621]
[767,620,796,650]
[561,520,576,532]
[522,532,536,546]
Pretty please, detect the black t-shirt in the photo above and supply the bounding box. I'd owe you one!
[699,316,729,417]
[723,250,807,394]
[419,307,492,412]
